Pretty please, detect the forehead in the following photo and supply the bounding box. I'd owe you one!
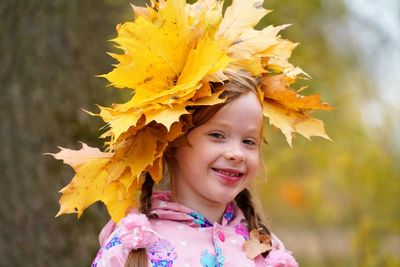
[202,92,263,131]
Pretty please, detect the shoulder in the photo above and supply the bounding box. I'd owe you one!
[262,233,299,267]
[92,212,158,267]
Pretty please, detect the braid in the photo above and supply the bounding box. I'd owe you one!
[139,173,155,215]
[235,188,271,257]
[124,249,149,267]
[125,173,154,267]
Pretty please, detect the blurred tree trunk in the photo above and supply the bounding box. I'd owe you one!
[0,1,130,266]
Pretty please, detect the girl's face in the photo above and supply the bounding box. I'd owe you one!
[173,92,263,206]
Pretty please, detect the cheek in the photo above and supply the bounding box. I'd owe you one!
[174,146,204,175]
[175,146,193,163]
[247,152,261,176]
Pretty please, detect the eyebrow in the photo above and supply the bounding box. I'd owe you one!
[209,120,261,134]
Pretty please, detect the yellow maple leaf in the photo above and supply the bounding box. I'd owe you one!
[262,39,309,78]
[92,0,231,146]
[130,3,157,21]
[98,107,142,144]
[49,126,164,221]
[229,25,289,59]
[49,144,111,218]
[146,121,184,183]
[105,160,127,183]
[146,105,190,131]
[102,0,192,93]
[102,177,141,222]
[99,124,164,221]
[187,0,222,34]
[98,36,229,145]
[178,35,231,85]
[229,58,265,76]
[217,0,270,43]
[188,90,226,106]
[56,158,110,218]
[120,127,159,183]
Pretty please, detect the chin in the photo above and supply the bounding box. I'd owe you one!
[211,188,241,204]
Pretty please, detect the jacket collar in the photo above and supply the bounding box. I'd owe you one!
[150,191,239,228]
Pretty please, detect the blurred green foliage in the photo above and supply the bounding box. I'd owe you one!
[256,0,400,266]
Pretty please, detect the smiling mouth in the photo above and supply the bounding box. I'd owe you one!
[211,168,244,182]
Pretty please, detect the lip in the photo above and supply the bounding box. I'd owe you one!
[211,167,244,185]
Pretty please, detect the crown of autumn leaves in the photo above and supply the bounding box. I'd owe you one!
[50,0,333,222]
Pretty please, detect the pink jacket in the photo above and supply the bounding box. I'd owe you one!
[92,192,298,267]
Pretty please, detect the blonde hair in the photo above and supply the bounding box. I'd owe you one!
[125,72,271,267]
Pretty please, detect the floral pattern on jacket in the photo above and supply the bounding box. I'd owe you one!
[92,191,298,267]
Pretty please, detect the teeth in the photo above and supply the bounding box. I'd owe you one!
[218,170,240,177]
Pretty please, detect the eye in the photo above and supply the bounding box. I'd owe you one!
[243,138,257,146]
[208,132,225,139]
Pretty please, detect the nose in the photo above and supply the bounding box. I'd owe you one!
[224,144,245,161]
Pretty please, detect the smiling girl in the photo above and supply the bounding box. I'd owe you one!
[50,1,332,266]
[93,75,295,267]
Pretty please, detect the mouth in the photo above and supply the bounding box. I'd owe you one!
[211,168,244,185]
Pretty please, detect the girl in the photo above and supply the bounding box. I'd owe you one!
[51,0,331,266]
[91,73,300,267]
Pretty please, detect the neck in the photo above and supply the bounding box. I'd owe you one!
[171,190,226,224]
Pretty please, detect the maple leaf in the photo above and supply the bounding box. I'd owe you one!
[228,25,290,76]
[93,0,231,146]
[47,142,112,169]
[145,105,190,131]
[262,75,332,111]
[261,75,333,146]
[102,173,141,222]
[229,25,289,60]
[192,81,212,101]
[178,35,231,85]
[243,229,272,259]
[130,3,157,20]
[115,126,159,183]
[144,122,183,183]
[103,0,191,92]
[146,157,163,183]
[48,144,112,218]
[49,126,167,221]
[216,0,270,43]
[186,0,222,32]
[262,39,308,78]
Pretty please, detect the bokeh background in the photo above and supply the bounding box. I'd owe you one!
[1,0,399,266]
